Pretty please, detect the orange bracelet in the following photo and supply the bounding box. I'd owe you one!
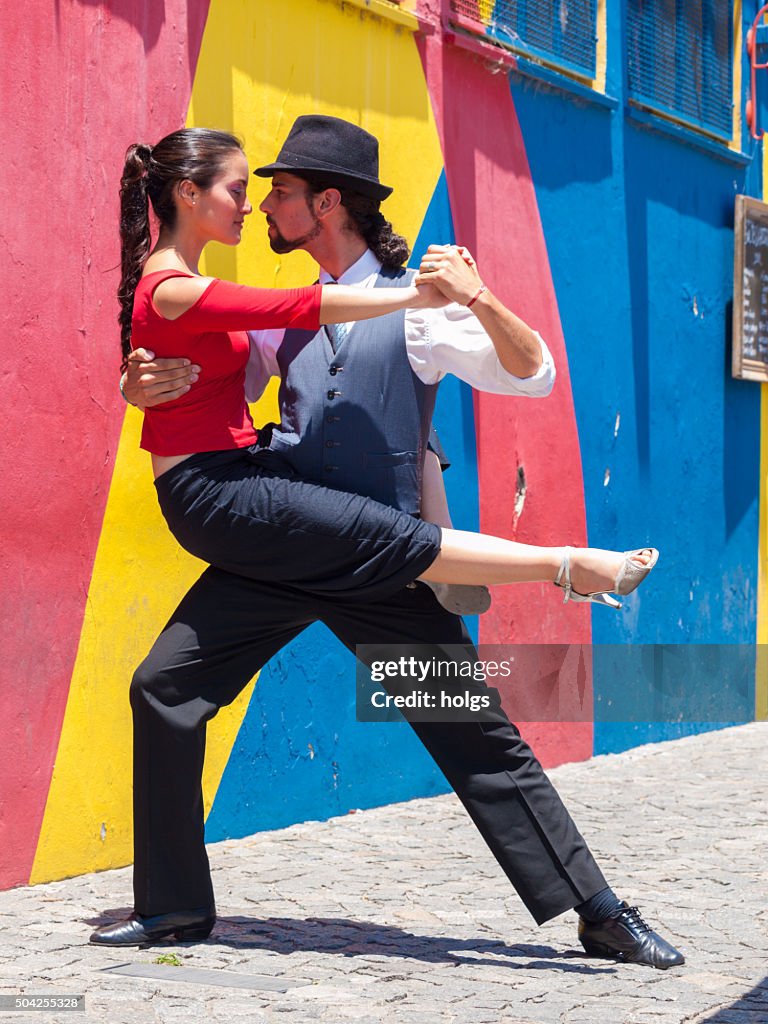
[466,284,487,308]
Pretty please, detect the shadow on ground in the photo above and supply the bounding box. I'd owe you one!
[695,976,768,1023]
[87,911,617,976]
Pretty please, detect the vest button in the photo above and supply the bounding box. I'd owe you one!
[327,389,341,400]
[325,440,336,448]
[329,365,341,376]
[324,465,337,472]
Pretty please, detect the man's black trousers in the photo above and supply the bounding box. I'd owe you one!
[130,567,607,925]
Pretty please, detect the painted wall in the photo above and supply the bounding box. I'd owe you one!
[509,2,763,752]
[1,0,763,890]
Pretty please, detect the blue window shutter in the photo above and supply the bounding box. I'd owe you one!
[627,0,733,140]
[450,1,599,80]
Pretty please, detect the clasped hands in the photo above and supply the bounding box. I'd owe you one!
[415,243,484,307]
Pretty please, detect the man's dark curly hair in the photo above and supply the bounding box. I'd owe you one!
[299,172,410,270]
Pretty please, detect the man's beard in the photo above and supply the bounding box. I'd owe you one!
[267,212,322,254]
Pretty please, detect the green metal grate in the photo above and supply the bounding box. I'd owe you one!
[626,0,733,140]
[450,1,598,79]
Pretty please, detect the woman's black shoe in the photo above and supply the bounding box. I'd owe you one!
[89,907,216,946]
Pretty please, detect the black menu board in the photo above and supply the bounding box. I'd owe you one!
[733,195,768,381]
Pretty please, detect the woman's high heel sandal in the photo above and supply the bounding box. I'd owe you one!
[554,546,659,610]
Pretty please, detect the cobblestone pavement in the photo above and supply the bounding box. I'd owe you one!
[1,723,766,1024]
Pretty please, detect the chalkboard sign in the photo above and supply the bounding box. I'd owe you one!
[733,195,768,381]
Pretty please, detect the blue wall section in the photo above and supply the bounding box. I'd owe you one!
[509,2,762,754]
[207,172,474,841]
[411,169,483,606]
[206,622,449,840]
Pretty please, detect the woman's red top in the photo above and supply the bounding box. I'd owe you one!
[131,270,322,456]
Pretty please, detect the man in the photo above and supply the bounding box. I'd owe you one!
[93,116,683,970]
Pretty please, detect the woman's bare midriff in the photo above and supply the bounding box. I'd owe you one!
[152,452,195,479]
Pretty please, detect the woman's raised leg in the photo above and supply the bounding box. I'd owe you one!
[156,451,656,606]
[421,532,657,604]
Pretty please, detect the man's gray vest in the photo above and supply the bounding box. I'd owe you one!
[264,267,437,516]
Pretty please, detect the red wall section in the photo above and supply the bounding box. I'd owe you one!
[0,0,210,888]
[418,34,593,766]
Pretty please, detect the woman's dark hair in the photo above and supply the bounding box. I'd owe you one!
[118,128,243,369]
[301,173,410,272]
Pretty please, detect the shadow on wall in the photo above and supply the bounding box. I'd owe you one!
[60,0,165,51]
[62,0,208,75]
[622,121,749,481]
[622,125,755,527]
[507,76,615,192]
[435,50,614,255]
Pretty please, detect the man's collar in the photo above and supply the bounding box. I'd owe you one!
[318,248,382,286]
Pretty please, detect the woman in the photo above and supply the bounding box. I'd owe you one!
[119,127,657,607]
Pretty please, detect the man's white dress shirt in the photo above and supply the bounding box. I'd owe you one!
[245,249,555,403]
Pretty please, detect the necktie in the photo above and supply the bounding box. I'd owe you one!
[325,320,348,353]
[324,280,349,353]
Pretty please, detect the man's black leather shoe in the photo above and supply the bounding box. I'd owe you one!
[578,902,685,970]
[89,907,216,946]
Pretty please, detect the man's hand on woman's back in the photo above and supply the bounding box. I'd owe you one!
[122,348,200,409]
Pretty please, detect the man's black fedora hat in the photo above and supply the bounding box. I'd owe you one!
[254,114,393,201]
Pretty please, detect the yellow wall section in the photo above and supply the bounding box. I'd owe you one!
[188,0,443,287]
[31,0,443,882]
[594,0,607,94]
[29,404,269,884]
